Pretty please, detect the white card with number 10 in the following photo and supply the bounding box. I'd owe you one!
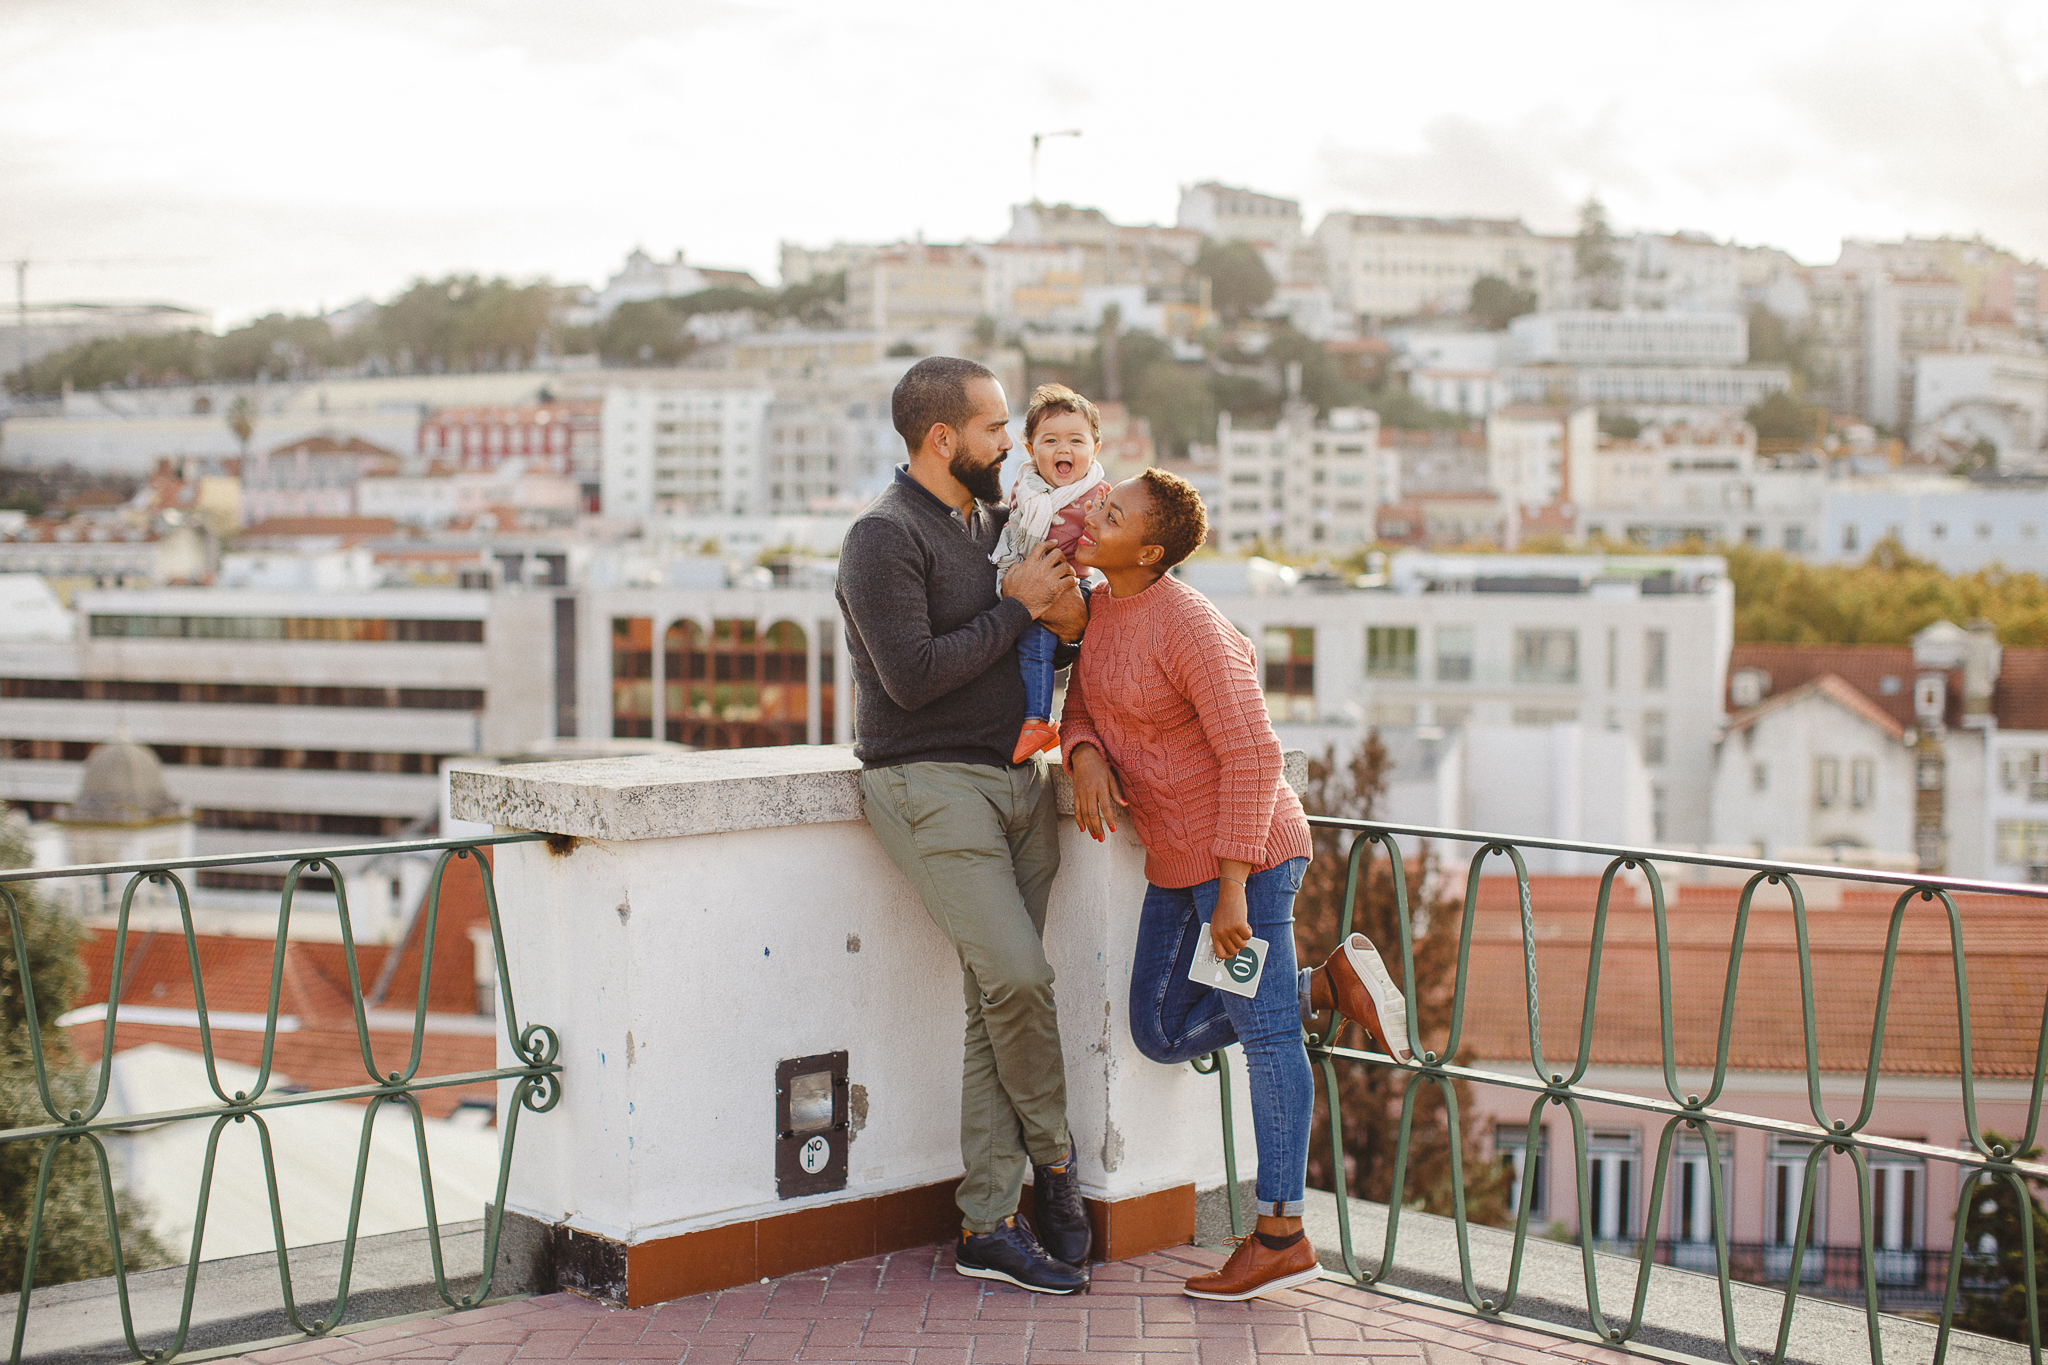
[1188,930,1268,999]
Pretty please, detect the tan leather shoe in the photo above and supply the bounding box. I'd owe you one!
[1317,933,1415,1061]
[1182,1233,1321,1301]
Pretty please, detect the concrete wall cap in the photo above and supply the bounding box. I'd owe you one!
[451,743,1309,840]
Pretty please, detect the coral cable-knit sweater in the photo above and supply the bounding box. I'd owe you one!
[1060,573,1311,889]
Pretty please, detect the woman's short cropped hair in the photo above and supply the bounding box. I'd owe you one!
[1136,467,1208,569]
[1023,383,1101,442]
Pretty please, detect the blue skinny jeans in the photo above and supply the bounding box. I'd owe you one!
[1128,856,1312,1217]
[1018,621,1057,722]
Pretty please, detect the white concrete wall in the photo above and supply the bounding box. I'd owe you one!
[458,749,1256,1247]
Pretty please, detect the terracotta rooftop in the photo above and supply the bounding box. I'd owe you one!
[63,852,500,1117]
[1456,876,2048,1077]
[1723,673,1906,740]
[1727,640,2048,733]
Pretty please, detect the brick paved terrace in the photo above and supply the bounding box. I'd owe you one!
[241,1244,1625,1365]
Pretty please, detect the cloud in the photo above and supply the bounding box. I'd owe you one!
[1766,15,2048,257]
[1316,110,1648,234]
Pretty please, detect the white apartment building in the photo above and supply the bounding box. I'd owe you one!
[761,391,900,514]
[0,588,557,859]
[1500,364,1791,415]
[1313,214,1548,318]
[1506,311,1748,367]
[600,385,774,520]
[1485,404,1597,514]
[1578,422,1827,554]
[1393,331,1510,417]
[1821,481,2048,574]
[844,244,986,337]
[1709,676,1919,864]
[1912,349,2048,463]
[1212,403,1393,554]
[595,248,759,318]
[1618,233,1744,314]
[1179,553,1731,846]
[1176,182,1302,249]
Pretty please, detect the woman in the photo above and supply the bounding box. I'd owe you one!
[1063,468,1412,1302]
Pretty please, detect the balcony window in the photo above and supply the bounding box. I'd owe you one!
[1870,1157,1924,1285]
[1366,627,1418,680]
[1495,1123,1548,1219]
[1668,1133,1732,1269]
[1766,1138,1826,1282]
[1435,626,1475,682]
[1851,758,1875,808]
[1513,629,1577,685]
[1262,627,1316,723]
[611,616,654,738]
[1814,756,1841,808]
[1644,630,1667,690]
[664,619,811,749]
[1587,1130,1639,1247]
[1642,711,1666,766]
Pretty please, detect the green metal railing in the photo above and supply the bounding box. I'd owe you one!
[1205,818,2048,1365]
[0,834,561,1364]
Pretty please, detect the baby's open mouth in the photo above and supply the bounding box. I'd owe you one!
[1054,459,1074,479]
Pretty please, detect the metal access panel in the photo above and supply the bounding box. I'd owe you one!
[775,1050,849,1198]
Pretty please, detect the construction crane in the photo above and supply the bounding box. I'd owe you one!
[1029,129,1082,205]
[7,255,206,379]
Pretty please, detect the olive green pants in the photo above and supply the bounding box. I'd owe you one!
[860,758,1072,1234]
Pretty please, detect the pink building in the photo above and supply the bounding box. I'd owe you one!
[1454,871,2043,1309]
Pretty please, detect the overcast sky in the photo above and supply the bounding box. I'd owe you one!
[3,0,2044,327]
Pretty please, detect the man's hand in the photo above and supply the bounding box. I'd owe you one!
[1001,540,1076,619]
[1069,742,1128,842]
[1039,580,1087,643]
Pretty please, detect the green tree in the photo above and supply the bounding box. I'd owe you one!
[1955,437,2000,476]
[1295,737,1512,1225]
[1745,304,1817,387]
[1598,411,1642,439]
[1353,386,1466,431]
[595,300,695,366]
[1574,197,1624,310]
[1196,238,1275,321]
[1727,543,2048,646]
[1745,391,1825,442]
[1130,362,1218,456]
[1955,1132,2048,1344]
[1470,275,1537,330]
[225,395,255,459]
[0,824,169,1284]
[776,271,845,327]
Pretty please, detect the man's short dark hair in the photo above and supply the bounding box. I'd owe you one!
[892,356,997,454]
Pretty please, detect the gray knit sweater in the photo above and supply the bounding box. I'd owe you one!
[837,468,1072,768]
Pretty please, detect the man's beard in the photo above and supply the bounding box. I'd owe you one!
[951,449,1005,504]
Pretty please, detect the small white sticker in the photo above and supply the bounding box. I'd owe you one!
[800,1135,831,1174]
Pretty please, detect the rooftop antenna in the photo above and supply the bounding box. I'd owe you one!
[1030,129,1082,205]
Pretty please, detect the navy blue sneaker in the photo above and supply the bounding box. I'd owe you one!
[955,1218,1088,1294]
[1032,1144,1092,1267]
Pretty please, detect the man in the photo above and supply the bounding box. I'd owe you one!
[836,356,1092,1294]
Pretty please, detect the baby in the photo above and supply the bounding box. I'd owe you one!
[991,383,1112,763]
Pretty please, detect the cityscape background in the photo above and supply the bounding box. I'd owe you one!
[2,0,2047,1332]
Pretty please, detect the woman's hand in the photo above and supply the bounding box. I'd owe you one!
[1210,882,1253,960]
[1209,859,1254,960]
[1069,743,1128,842]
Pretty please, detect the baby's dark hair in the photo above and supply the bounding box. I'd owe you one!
[1136,467,1208,569]
[1023,382,1101,442]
